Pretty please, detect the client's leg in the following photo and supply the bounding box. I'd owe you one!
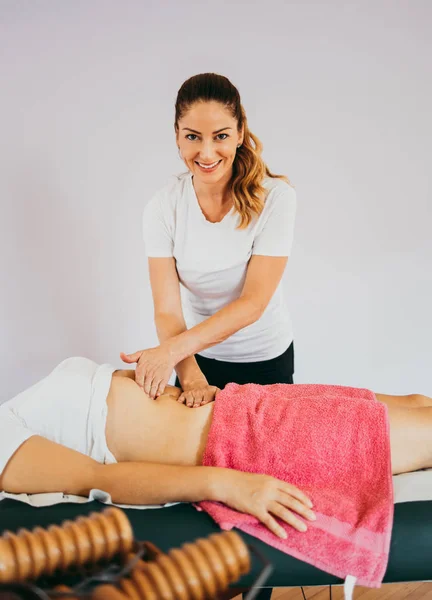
[375,392,432,408]
[382,398,432,475]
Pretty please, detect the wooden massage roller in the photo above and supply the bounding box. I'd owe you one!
[0,507,251,599]
[53,530,250,600]
[0,507,133,583]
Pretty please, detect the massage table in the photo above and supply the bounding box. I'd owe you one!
[0,470,431,593]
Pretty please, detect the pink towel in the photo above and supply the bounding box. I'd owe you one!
[196,383,393,588]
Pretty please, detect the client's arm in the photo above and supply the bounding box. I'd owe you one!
[0,436,315,539]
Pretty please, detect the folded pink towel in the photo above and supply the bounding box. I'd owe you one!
[196,383,393,588]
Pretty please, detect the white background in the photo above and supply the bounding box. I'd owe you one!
[1,0,431,403]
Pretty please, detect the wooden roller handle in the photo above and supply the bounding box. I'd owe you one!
[55,530,250,600]
[0,507,133,583]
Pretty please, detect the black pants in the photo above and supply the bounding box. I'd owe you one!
[176,343,294,600]
[175,342,294,389]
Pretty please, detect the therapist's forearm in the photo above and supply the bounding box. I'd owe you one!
[166,297,260,364]
[154,313,208,387]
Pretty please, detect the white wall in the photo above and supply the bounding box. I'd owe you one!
[1,0,431,403]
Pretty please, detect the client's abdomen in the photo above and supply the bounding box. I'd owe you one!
[105,375,214,467]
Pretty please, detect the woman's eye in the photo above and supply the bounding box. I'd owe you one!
[185,133,228,141]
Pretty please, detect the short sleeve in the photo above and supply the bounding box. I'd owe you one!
[142,192,175,258]
[0,406,35,476]
[252,185,297,256]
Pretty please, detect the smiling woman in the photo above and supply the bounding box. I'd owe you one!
[121,74,297,422]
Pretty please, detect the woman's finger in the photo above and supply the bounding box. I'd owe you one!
[205,391,215,404]
[150,381,159,399]
[177,393,186,404]
[276,491,316,521]
[188,392,197,408]
[155,381,165,398]
[134,365,146,388]
[120,351,142,364]
[143,374,155,396]
[280,482,314,509]
[258,511,288,539]
[269,501,308,533]
[193,392,202,408]
[156,378,167,398]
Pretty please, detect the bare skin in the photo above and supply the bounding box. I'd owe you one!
[1,370,432,540]
[105,371,215,466]
[107,371,432,476]
[378,392,432,474]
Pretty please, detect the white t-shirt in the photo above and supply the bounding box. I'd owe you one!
[142,172,297,362]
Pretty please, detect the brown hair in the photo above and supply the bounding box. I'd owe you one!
[175,73,291,228]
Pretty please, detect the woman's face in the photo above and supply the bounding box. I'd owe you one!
[176,101,243,184]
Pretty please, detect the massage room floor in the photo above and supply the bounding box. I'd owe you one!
[232,583,432,599]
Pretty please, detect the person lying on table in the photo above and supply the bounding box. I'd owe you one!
[0,356,430,541]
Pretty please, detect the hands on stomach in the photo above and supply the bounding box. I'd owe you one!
[120,349,220,406]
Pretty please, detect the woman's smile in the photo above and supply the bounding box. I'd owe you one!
[195,159,222,173]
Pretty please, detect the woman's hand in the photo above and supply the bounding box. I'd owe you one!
[178,379,221,408]
[120,345,177,398]
[218,470,316,538]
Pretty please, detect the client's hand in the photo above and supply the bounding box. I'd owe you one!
[222,471,316,538]
[120,345,176,399]
[178,380,221,408]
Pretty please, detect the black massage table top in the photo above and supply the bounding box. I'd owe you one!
[0,499,430,588]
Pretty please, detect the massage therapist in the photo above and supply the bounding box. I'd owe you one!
[121,72,297,407]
